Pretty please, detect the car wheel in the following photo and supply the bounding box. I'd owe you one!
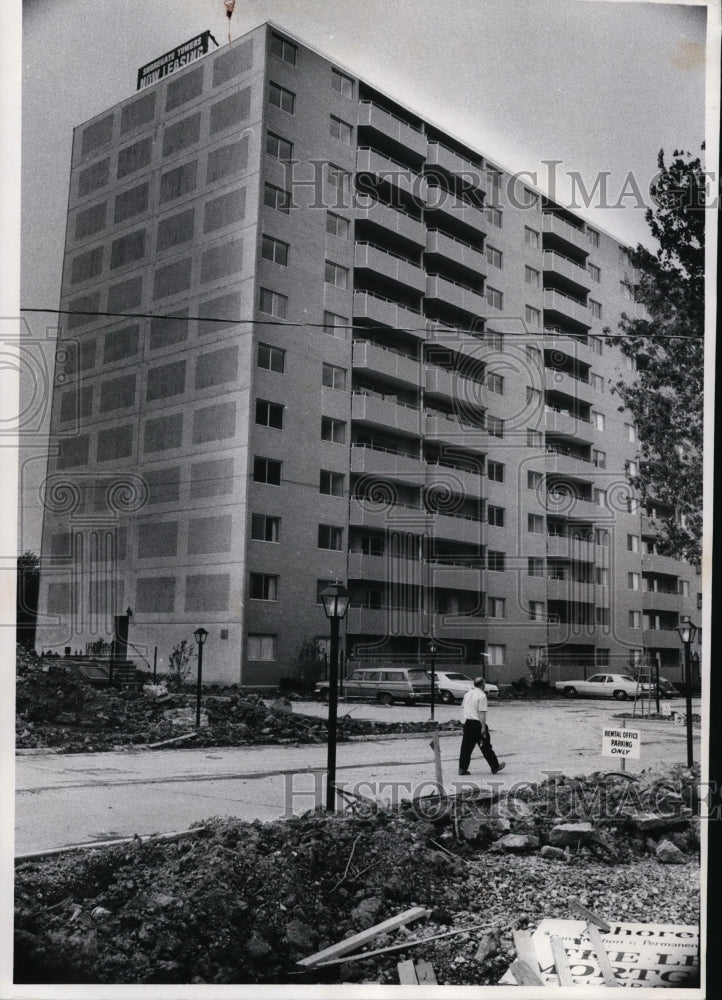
[440,690,455,705]
[378,692,394,706]
[613,690,628,701]
[564,686,577,698]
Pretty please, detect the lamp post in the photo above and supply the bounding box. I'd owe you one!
[676,616,697,768]
[320,582,350,812]
[428,640,437,721]
[193,627,208,728]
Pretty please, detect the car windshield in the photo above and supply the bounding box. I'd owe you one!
[444,673,472,681]
[408,670,430,681]
[619,675,636,683]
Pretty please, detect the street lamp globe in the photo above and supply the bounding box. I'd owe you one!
[320,582,350,620]
[194,627,209,646]
[676,616,697,645]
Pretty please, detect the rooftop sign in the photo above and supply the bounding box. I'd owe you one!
[137,30,216,90]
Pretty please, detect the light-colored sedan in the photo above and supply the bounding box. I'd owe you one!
[433,670,499,704]
[555,672,650,701]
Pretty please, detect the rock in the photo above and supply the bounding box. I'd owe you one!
[269,697,293,714]
[284,918,317,950]
[459,817,485,841]
[91,906,112,921]
[656,839,686,864]
[351,896,384,928]
[549,822,594,847]
[540,845,566,860]
[474,930,500,962]
[246,933,272,957]
[498,834,539,852]
[627,811,689,832]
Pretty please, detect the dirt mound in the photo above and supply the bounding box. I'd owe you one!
[15,766,700,985]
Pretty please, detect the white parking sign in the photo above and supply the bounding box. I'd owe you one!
[602,727,641,759]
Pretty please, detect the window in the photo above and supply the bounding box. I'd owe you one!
[257,342,285,372]
[592,411,605,431]
[527,470,543,490]
[266,131,294,162]
[679,579,690,596]
[264,182,291,214]
[524,226,539,248]
[485,206,502,227]
[247,634,276,660]
[262,234,289,266]
[487,373,504,394]
[325,260,348,289]
[528,557,544,577]
[158,164,195,204]
[627,460,638,476]
[255,398,284,429]
[593,449,606,469]
[320,470,345,496]
[322,416,346,442]
[253,457,282,485]
[270,32,297,65]
[588,263,601,282]
[595,607,610,626]
[525,305,541,328]
[330,115,352,144]
[328,164,351,192]
[528,514,544,534]
[326,212,350,239]
[487,505,505,527]
[629,611,641,629]
[486,286,503,309]
[318,524,344,550]
[268,82,296,115]
[596,567,609,586]
[486,245,502,268]
[625,423,636,442]
[323,311,348,337]
[527,429,543,448]
[529,601,545,622]
[628,572,640,591]
[595,528,609,547]
[259,288,288,318]
[251,514,280,542]
[487,550,505,571]
[593,487,607,506]
[322,363,347,390]
[590,336,603,355]
[589,299,602,319]
[487,460,504,482]
[331,68,354,97]
[250,573,278,601]
[591,373,604,393]
[627,534,640,553]
[525,265,540,288]
[488,597,506,618]
[487,415,504,438]
[526,344,541,365]
[487,644,505,666]
[486,331,504,351]
[587,227,600,247]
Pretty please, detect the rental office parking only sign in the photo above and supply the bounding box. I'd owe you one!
[602,726,641,760]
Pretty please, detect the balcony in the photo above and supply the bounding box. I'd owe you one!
[542,330,590,358]
[426,559,485,591]
[425,322,487,362]
[426,142,484,190]
[425,411,486,449]
[355,242,426,294]
[546,494,599,522]
[542,251,591,293]
[357,147,427,201]
[544,407,593,441]
[352,340,420,387]
[425,229,486,275]
[425,365,484,406]
[425,186,486,238]
[547,620,597,646]
[426,274,486,318]
[426,462,485,500]
[350,443,425,482]
[353,290,423,334]
[352,390,422,436]
[358,101,428,158]
[428,510,485,545]
[545,449,594,480]
[546,535,595,562]
[542,213,588,253]
[355,199,426,246]
[349,494,430,532]
[348,551,424,584]
[544,369,592,402]
[643,627,682,649]
[642,590,683,613]
[544,290,591,329]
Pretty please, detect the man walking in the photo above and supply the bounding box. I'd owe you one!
[458,676,505,775]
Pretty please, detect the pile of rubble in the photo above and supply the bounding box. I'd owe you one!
[15,765,700,985]
[15,648,458,753]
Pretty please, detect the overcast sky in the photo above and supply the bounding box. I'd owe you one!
[10,0,711,553]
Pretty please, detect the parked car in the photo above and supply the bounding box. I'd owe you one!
[656,677,680,697]
[555,673,652,701]
[316,666,433,705]
[432,670,499,704]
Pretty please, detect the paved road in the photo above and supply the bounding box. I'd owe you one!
[15,699,702,856]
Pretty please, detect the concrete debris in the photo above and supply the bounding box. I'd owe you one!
[548,822,594,847]
[655,839,686,864]
[540,845,566,860]
[497,834,540,853]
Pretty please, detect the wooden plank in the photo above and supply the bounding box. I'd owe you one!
[397,959,418,984]
[415,959,437,984]
[431,732,445,792]
[513,928,542,976]
[587,923,621,987]
[297,906,430,967]
[550,935,574,987]
[313,920,497,967]
[510,959,546,986]
[568,897,611,933]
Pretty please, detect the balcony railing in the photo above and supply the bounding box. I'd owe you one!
[355,198,426,245]
[357,147,427,200]
[352,339,420,386]
[544,289,591,327]
[425,229,486,272]
[353,290,424,334]
[542,213,588,251]
[358,101,427,157]
[425,141,484,189]
[426,273,486,317]
[354,241,426,293]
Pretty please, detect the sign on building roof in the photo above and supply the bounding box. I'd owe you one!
[137,31,215,90]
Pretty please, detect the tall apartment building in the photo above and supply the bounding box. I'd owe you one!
[37,22,701,686]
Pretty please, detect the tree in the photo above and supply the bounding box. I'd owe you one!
[604,146,704,564]
[292,637,327,694]
[17,551,40,649]
[166,639,193,689]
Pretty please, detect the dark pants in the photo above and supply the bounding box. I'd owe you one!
[459,719,500,773]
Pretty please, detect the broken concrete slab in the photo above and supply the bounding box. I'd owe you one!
[548,822,594,847]
[498,834,539,852]
[655,839,686,864]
